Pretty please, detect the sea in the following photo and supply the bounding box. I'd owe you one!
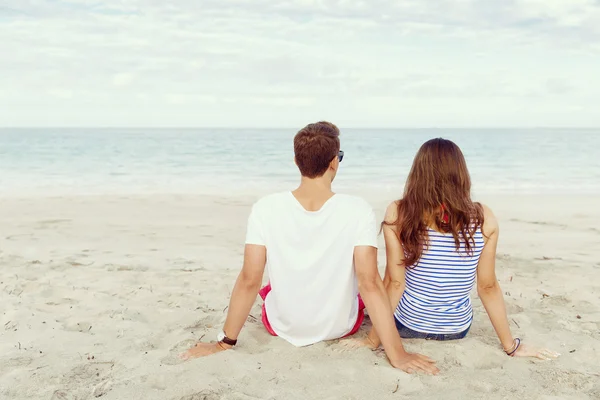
[1,128,599,197]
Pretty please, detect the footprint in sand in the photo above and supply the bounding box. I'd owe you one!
[246,327,273,347]
[116,265,149,272]
[5,233,35,241]
[221,393,270,400]
[50,391,73,400]
[61,320,93,333]
[533,369,597,395]
[38,219,72,225]
[133,336,162,352]
[54,362,114,399]
[104,308,148,324]
[467,380,495,393]
[454,345,503,371]
[185,315,224,331]
[506,303,525,314]
[175,390,222,400]
[66,258,95,267]
[91,380,112,398]
[4,356,33,368]
[543,295,571,306]
[46,297,79,307]
[161,339,198,365]
[61,361,114,385]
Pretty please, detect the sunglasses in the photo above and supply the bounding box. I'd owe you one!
[338,150,344,162]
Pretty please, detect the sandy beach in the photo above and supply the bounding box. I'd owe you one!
[1,192,599,400]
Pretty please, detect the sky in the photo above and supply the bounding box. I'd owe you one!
[1,0,599,128]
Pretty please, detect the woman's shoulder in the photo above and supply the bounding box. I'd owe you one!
[384,200,401,223]
[477,202,499,235]
[477,202,496,220]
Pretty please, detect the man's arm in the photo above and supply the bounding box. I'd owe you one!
[354,245,438,374]
[182,244,266,360]
[365,203,407,347]
[223,244,267,340]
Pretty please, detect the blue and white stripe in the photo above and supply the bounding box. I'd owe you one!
[394,227,485,334]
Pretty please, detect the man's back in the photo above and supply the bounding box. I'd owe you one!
[182,121,436,374]
[246,192,378,346]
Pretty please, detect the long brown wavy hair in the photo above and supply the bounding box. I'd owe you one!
[384,138,484,268]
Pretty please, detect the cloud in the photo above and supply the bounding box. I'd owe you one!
[0,0,599,127]
[112,73,135,87]
[545,78,575,95]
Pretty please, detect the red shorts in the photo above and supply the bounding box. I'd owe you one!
[258,283,365,338]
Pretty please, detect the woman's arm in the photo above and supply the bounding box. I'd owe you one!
[476,206,514,350]
[477,205,559,360]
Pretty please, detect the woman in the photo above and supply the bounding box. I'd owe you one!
[343,138,558,361]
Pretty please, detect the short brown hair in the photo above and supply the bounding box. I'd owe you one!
[293,121,340,178]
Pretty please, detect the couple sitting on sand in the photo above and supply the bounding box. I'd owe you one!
[182,121,558,373]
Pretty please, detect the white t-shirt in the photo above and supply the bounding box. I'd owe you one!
[245,191,378,347]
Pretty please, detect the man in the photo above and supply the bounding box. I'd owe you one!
[182,121,437,374]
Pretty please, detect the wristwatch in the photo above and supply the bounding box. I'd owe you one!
[216,330,237,346]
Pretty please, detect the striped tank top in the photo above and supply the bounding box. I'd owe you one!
[394,226,485,334]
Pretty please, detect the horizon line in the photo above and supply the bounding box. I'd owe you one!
[1,126,599,130]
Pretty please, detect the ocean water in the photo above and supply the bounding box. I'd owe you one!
[1,128,599,196]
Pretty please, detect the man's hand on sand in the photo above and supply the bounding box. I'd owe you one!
[180,342,231,361]
[339,336,439,375]
[390,352,439,375]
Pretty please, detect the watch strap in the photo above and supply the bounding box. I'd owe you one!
[220,332,237,346]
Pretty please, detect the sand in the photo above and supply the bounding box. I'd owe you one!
[1,192,599,400]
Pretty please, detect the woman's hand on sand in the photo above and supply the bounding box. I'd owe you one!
[390,352,439,375]
[180,342,230,361]
[338,336,378,350]
[513,343,560,360]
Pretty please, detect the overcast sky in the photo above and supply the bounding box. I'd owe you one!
[1,0,599,128]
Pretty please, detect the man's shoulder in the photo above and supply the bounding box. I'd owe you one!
[252,192,289,210]
[334,194,373,213]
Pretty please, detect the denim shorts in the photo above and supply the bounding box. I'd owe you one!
[395,318,470,341]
